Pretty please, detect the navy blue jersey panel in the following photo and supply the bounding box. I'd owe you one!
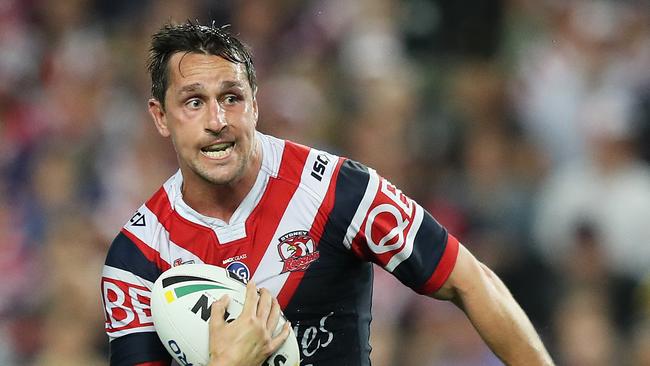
[105,232,163,283]
[326,159,370,236]
[392,210,449,289]
[284,250,373,366]
[109,332,171,366]
[282,158,374,366]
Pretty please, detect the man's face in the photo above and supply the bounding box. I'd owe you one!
[148,52,259,187]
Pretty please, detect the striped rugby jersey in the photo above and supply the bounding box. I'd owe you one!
[101,132,459,366]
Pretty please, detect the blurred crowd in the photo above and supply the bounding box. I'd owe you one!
[1,0,649,365]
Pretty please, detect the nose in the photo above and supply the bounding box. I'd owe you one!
[205,99,227,134]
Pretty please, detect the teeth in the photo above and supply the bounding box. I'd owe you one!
[203,145,233,159]
[203,143,233,152]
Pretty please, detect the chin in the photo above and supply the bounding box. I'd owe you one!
[200,172,238,186]
[188,154,250,186]
[198,165,246,186]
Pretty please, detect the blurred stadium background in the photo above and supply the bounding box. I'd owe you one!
[1,0,650,365]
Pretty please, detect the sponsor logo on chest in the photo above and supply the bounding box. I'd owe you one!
[223,254,250,282]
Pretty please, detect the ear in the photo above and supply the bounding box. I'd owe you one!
[148,99,170,137]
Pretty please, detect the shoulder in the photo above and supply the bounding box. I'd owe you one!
[261,133,347,198]
[106,173,180,267]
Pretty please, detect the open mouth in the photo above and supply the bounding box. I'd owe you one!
[200,142,234,159]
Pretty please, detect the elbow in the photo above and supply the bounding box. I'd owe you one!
[477,261,511,298]
[432,244,491,302]
[431,243,510,308]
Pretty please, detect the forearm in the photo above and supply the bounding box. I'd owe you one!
[433,244,553,365]
[456,260,553,365]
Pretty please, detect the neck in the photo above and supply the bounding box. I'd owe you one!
[181,143,262,223]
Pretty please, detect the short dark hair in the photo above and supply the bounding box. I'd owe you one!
[147,21,256,107]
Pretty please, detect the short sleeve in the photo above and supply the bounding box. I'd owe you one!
[101,232,171,365]
[333,159,459,294]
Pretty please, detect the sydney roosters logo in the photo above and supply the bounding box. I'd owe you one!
[278,231,320,273]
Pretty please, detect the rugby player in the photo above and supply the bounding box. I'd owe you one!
[101,21,554,366]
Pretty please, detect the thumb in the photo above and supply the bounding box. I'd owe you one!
[210,295,230,330]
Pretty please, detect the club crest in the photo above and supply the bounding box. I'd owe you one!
[277,231,320,273]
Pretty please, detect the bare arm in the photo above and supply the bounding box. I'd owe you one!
[432,244,554,365]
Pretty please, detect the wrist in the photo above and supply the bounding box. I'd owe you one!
[208,353,229,366]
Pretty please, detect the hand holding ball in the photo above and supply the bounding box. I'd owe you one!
[150,264,300,366]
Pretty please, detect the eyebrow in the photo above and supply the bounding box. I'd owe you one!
[177,81,245,95]
[220,80,245,90]
[178,83,205,95]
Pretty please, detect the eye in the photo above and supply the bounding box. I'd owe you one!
[222,94,240,106]
[185,98,203,110]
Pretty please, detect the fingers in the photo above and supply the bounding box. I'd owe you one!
[229,281,284,338]
[257,288,273,319]
[241,280,259,317]
[268,322,292,351]
[208,285,289,364]
[209,295,230,332]
[266,296,281,332]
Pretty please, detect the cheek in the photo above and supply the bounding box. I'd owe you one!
[235,101,256,120]
[169,111,201,135]
[168,127,196,153]
[229,109,256,131]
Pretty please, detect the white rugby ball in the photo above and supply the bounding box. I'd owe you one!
[150,263,300,366]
